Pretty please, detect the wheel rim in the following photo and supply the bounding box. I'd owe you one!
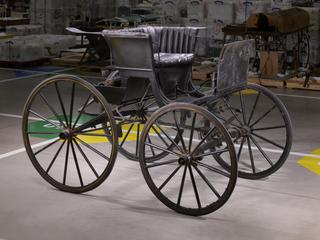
[208,84,292,179]
[22,75,118,193]
[298,33,310,68]
[139,103,237,216]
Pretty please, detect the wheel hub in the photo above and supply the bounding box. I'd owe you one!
[179,155,194,165]
[59,129,73,140]
[178,157,186,165]
[240,125,252,137]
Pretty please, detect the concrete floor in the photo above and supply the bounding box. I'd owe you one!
[0,66,319,240]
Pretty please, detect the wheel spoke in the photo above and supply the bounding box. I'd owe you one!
[248,92,261,125]
[247,137,256,174]
[249,135,274,167]
[213,113,242,129]
[77,133,112,137]
[72,94,92,129]
[191,127,217,156]
[70,140,84,186]
[250,104,276,128]
[29,110,62,130]
[158,165,182,191]
[69,83,76,127]
[239,91,247,125]
[147,134,156,156]
[55,82,69,126]
[135,123,140,156]
[193,148,229,159]
[223,98,243,126]
[188,112,197,152]
[147,159,178,169]
[237,137,245,161]
[75,136,110,161]
[34,138,60,156]
[173,111,187,152]
[151,125,169,147]
[188,164,201,209]
[40,93,67,128]
[155,122,184,153]
[192,164,221,199]
[46,140,66,174]
[145,142,182,157]
[197,162,230,178]
[73,113,105,134]
[251,132,285,149]
[120,123,134,147]
[253,125,286,131]
[73,139,99,178]
[177,165,187,206]
[63,140,71,184]
[79,127,110,134]
[28,131,60,135]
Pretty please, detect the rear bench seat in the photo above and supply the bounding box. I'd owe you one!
[122,26,200,98]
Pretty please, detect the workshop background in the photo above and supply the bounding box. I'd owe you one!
[0,1,319,240]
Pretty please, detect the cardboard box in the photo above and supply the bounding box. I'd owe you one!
[207,0,235,22]
[187,0,206,19]
[206,18,233,40]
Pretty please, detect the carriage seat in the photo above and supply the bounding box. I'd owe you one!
[153,53,194,67]
[122,26,199,67]
[102,27,202,99]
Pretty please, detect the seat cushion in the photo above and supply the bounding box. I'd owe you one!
[154,53,194,67]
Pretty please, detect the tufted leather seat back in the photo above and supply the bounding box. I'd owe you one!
[123,26,199,54]
[158,27,199,53]
[107,26,201,99]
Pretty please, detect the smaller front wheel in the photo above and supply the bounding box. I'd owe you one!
[139,103,238,216]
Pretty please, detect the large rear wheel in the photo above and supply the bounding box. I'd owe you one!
[208,83,292,179]
[22,75,118,193]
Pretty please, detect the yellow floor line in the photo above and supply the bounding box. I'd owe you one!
[297,149,320,176]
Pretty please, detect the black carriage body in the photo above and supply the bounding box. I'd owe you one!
[99,26,202,105]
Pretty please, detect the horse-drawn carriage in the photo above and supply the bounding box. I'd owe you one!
[22,26,292,216]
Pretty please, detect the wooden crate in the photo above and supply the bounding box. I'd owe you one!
[50,53,107,72]
[51,53,84,66]
[192,64,215,81]
[249,75,320,91]
[285,77,320,90]
[259,51,286,78]
[249,76,285,88]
